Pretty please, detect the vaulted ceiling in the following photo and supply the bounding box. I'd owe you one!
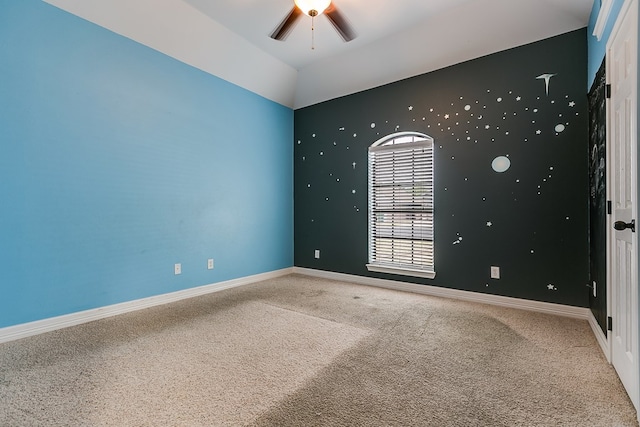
[44,0,593,109]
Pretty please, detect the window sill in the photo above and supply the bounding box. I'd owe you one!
[366,264,436,279]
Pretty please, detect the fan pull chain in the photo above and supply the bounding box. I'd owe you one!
[311,15,315,50]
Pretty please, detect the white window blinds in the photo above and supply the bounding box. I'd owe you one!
[367,133,435,279]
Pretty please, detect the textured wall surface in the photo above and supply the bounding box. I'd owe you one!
[587,0,626,88]
[0,0,293,328]
[295,29,589,307]
[588,59,607,333]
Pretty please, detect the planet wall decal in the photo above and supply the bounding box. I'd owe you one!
[492,156,511,173]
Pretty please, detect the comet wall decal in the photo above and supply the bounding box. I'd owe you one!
[536,73,557,96]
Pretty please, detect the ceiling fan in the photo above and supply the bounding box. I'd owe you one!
[270,0,356,43]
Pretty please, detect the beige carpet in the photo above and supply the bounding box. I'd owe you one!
[0,274,637,426]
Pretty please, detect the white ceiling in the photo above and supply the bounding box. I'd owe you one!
[183,0,481,70]
[44,0,594,109]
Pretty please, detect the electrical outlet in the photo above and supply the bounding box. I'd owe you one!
[208,259,214,270]
[314,250,320,259]
[174,263,181,275]
[490,266,500,279]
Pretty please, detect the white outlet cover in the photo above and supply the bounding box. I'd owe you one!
[174,263,181,275]
[208,259,214,270]
[490,266,500,279]
[314,250,320,259]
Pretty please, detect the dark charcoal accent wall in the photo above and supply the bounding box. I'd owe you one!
[294,29,589,307]
[589,58,607,331]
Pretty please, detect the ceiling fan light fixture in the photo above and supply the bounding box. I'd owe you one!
[294,0,331,17]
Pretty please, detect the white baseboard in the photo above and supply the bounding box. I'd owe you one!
[0,266,597,347]
[0,267,294,344]
[588,310,610,362]
[293,267,592,320]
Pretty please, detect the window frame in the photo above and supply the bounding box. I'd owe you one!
[366,132,436,279]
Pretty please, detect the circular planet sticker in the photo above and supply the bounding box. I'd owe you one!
[492,156,511,173]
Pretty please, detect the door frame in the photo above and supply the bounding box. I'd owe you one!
[606,0,640,414]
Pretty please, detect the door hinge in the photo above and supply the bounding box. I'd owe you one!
[607,200,612,214]
[606,84,612,99]
[608,316,613,331]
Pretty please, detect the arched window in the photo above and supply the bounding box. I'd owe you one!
[367,132,435,279]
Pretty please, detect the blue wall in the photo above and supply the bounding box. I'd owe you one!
[588,0,626,88]
[0,1,294,328]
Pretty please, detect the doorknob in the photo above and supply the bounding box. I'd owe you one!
[614,219,636,232]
